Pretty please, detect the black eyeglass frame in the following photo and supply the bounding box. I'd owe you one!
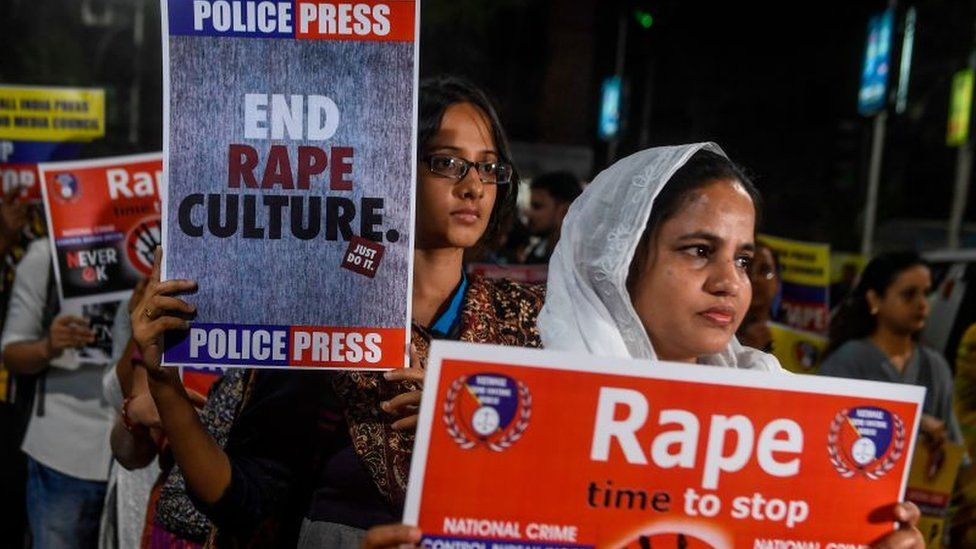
[421,154,514,186]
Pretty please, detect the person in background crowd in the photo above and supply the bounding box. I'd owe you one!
[104,279,251,549]
[461,209,528,265]
[951,323,976,545]
[521,171,582,264]
[0,187,38,546]
[1,236,110,549]
[98,279,159,549]
[821,252,965,461]
[362,144,922,549]
[830,261,860,309]
[130,76,546,548]
[737,242,779,351]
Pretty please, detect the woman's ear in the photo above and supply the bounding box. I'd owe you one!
[865,289,882,315]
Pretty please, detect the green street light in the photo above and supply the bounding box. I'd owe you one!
[634,10,654,29]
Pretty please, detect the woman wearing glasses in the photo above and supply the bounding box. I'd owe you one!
[326,77,545,543]
[128,76,544,548]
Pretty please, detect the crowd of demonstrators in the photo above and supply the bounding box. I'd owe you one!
[0,78,957,549]
[0,189,44,544]
[952,324,976,543]
[2,235,108,548]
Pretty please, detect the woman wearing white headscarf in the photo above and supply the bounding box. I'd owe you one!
[362,143,922,549]
[539,142,921,548]
[538,142,780,370]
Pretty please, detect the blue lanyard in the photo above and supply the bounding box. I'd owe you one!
[429,271,468,339]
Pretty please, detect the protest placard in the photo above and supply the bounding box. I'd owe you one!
[0,85,100,203]
[759,234,831,334]
[0,85,105,143]
[161,0,419,370]
[405,341,924,548]
[38,153,162,364]
[905,441,966,548]
[768,321,829,375]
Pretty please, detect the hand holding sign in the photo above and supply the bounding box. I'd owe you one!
[871,502,923,548]
[46,315,95,358]
[382,343,425,431]
[131,247,196,381]
[360,524,421,549]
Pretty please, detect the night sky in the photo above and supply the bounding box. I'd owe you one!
[3,0,976,251]
[420,0,976,251]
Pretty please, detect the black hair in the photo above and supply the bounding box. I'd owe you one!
[530,171,582,204]
[825,251,928,356]
[627,149,761,290]
[418,76,518,245]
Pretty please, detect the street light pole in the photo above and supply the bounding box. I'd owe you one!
[861,110,887,256]
[948,46,976,249]
[606,9,627,165]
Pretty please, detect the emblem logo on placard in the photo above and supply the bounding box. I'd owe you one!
[52,172,80,203]
[827,406,906,480]
[793,341,820,371]
[125,216,161,276]
[443,373,531,452]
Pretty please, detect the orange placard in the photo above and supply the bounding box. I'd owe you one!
[405,342,925,548]
[0,162,42,202]
[295,0,415,42]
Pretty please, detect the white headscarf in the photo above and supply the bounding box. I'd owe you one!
[538,142,782,372]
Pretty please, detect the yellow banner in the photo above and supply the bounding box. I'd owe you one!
[830,251,866,285]
[768,321,828,374]
[758,233,831,287]
[0,85,105,142]
[953,326,976,544]
[906,441,965,548]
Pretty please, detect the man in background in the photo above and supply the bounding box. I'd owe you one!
[522,171,582,264]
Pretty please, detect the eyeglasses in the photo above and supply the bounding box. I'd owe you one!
[422,154,513,185]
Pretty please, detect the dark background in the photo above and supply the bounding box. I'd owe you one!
[3,0,975,252]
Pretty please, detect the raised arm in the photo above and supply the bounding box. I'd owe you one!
[130,248,230,503]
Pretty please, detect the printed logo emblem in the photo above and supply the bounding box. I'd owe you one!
[793,341,820,371]
[828,406,906,479]
[125,216,161,276]
[53,172,80,202]
[443,373,531,452]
